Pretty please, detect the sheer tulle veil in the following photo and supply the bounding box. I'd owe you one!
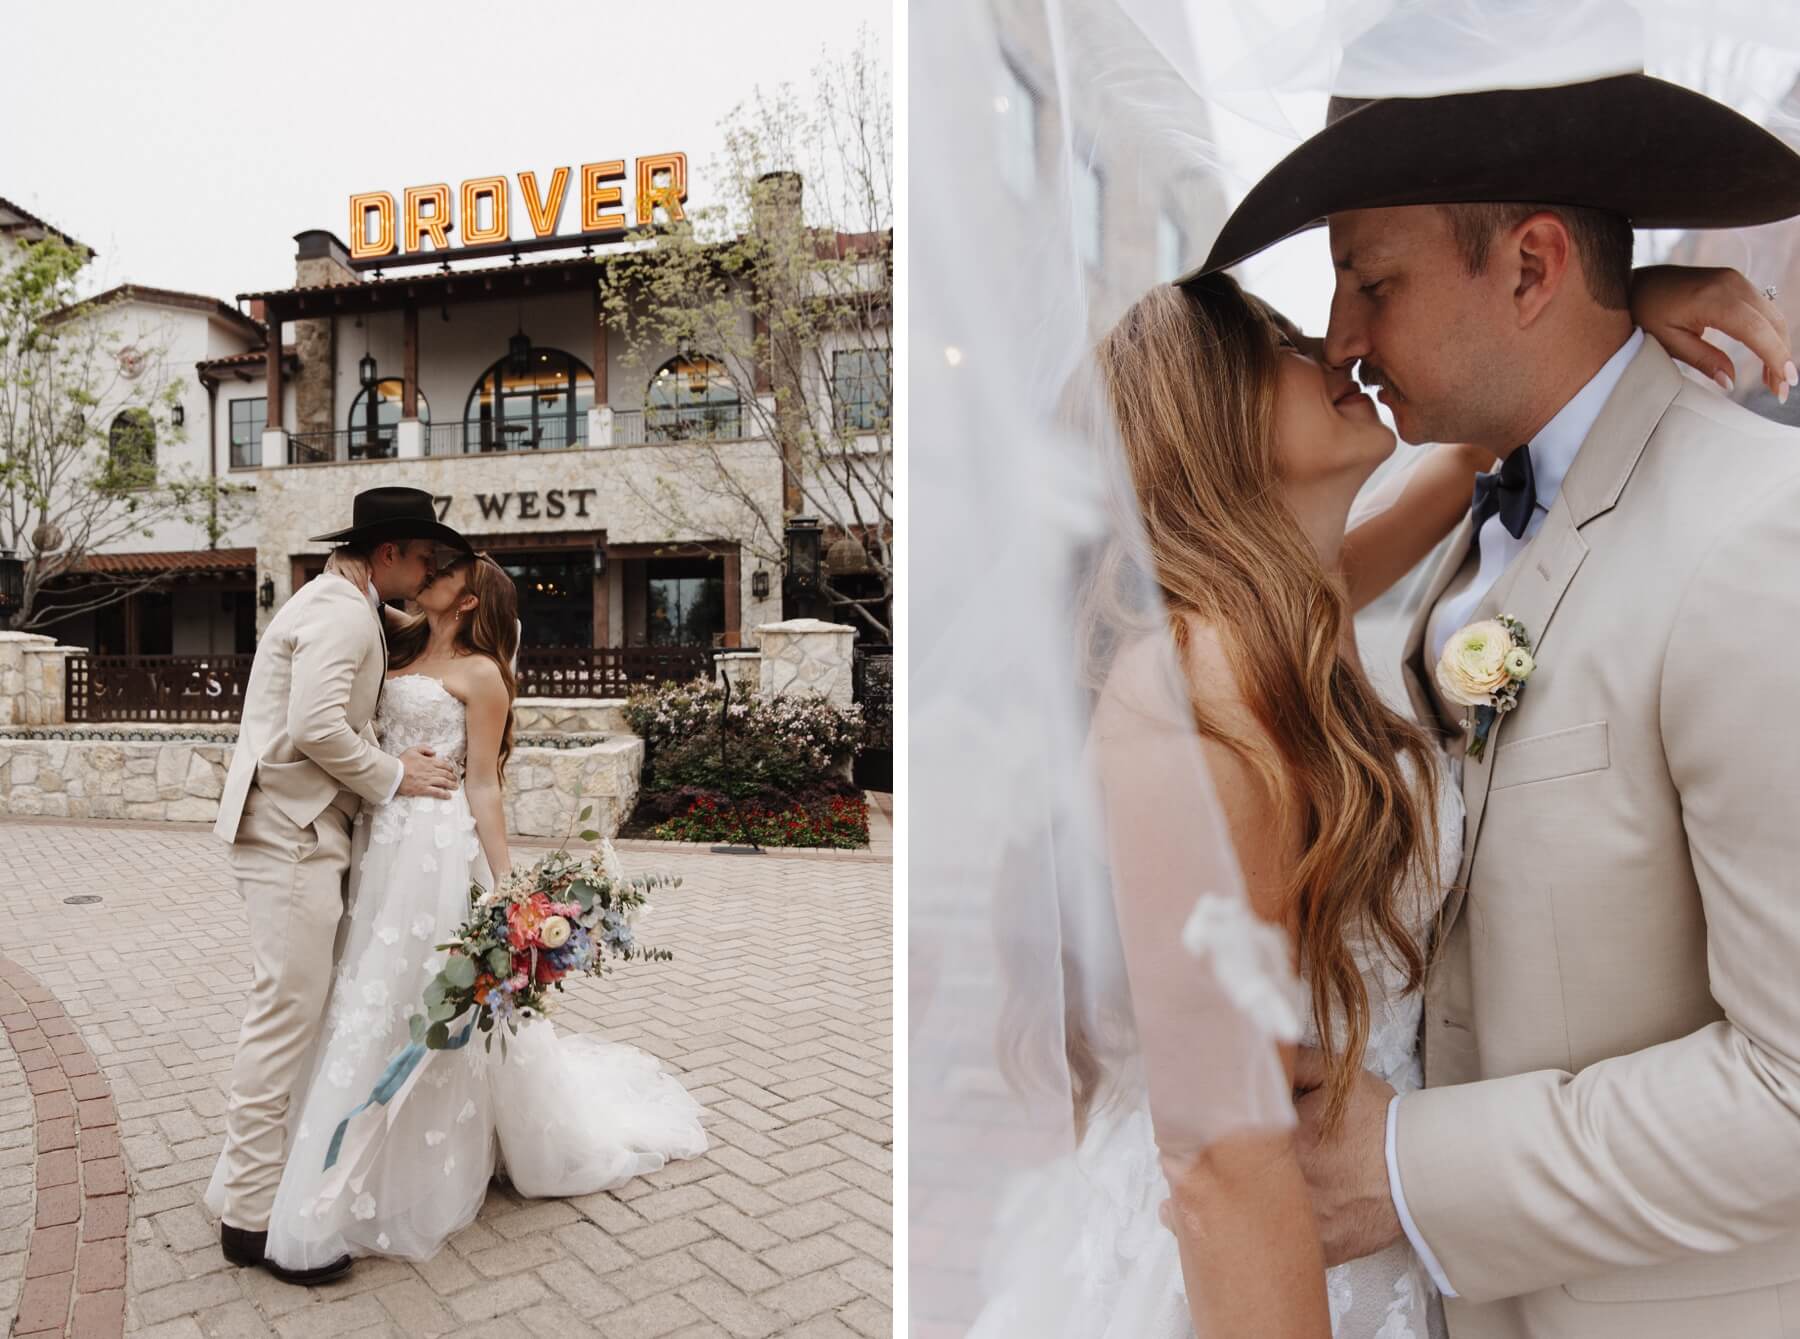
[909,1,1800,1334]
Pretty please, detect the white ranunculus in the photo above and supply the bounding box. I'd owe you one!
[1504,648,1536,682]
[1436,619,1514,707]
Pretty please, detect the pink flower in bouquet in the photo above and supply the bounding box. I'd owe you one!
[506,971,529,992]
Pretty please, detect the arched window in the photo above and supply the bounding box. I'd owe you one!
[462,348,593,453]
[345,379,428,459]
[646,354,741,441]
[105,409,155,488]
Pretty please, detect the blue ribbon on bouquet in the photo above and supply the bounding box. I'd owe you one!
[322,1018,475,1172]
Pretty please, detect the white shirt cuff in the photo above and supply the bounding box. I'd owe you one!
[1386,1093,1458,1298]
[380,760,403,806]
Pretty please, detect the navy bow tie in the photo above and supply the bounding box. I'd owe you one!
[1470,445,1537,541]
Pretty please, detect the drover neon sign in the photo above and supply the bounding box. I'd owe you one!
[348,155,688,263]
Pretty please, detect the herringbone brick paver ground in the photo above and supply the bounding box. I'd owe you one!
[0,819,892,1338]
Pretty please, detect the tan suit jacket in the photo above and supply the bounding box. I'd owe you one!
[1393,336,1800,1338]
[214,572,402,842]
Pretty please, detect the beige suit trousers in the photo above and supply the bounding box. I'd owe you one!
[216,787,357,1232]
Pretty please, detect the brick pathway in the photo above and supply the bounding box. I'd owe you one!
[0,820,891,1338]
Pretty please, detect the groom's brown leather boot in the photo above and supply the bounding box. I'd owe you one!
[220,1224,353,1285]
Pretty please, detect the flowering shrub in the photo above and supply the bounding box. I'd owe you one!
[624,678,864,796]
[651,794,869,849]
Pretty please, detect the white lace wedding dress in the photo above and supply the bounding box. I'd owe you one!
[204,674,707,1270]
[971,755,1462,1339]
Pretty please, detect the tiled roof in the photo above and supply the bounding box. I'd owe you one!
[0,196,91,254]
[73,548,256,576]
[51,284,263,341]
[197,345,295,371]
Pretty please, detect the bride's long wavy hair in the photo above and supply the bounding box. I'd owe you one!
[1088,274,1440,1135]
[387,552,522,783]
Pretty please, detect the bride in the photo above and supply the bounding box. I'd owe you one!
[967,264,1791,1339]
[204,549,706,1275]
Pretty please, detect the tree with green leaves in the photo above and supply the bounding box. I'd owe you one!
[0,235,240,630]
[601,33,893,641]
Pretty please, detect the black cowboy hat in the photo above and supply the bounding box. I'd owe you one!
[1188,72,1800,280]
[309,485,472,554]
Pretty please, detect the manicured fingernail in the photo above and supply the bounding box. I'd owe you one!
[1782,383,1791,404]
[1784,360,1797,387]
[1714,371,1734,393]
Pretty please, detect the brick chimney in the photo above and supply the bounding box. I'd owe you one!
[291,231,359,436]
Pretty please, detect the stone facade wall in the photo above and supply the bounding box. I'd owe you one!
[0,731,642,838]
[19,643,74,725]
[714,651,763,698]
[756,618,857,710]
[250,442,785,639]
[0,633,45,725]
[511,698,628,735]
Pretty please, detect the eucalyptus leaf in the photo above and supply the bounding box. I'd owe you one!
[409,1014,428,1044]
[579,805,593,822]
[580,830,601,843]
[443,956,477,989]
[423,978,447,1007]
[428,999,457,1023]
[425,1021,449,1050]
[486,947,512,977]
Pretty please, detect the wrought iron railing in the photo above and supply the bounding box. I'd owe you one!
[65,654,256,723]
[62,647,712,722]
[288,427,398,465]
[515,647,713,699]
[851,643,893,791]
[628,404,746,444]
[426,416,588,457]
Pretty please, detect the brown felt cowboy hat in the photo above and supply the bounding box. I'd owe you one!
[310,485,472,554]
[1186,72,1800,280]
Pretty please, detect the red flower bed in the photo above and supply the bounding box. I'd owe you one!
[651,794,869,849]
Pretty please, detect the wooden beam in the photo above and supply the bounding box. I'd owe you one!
[265,327,283,432]
[722,545,741,648]
[402,305,419,418]
[592,283,609,405]
[592,538,610,648]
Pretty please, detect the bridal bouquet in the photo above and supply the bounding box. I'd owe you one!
[412,811,677,1055]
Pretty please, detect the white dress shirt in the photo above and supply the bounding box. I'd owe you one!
[362,580,405,807]
[1394,326,1645,1299]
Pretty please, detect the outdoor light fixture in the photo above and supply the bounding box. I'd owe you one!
[0,550,23,621]
[752,568,771,600]
[172,404,185,427]
[259,576,275,610]
[593,546,608,578]
[783,516,823,618]
[359,352,378,389]
[507,330,532,378]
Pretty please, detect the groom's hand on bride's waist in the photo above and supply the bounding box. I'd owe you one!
[398,745,457,799]
[1292,1045,1404,1267]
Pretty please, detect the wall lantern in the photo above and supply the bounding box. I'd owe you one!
[0,550,23,622]
[259,575,276,610]
[593,546,608,578]
[359,352,378,389]
[751,568,771,600]
[507,331,532,378]
[172,404,185,427]
[783,517,823,618]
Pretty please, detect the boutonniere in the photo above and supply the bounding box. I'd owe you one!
[1436,614,1536,761]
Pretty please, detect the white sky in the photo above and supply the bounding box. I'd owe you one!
[0,0,890,306]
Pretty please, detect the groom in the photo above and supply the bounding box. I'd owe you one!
[212,486,469,1284]
[1193,75,1800,1337]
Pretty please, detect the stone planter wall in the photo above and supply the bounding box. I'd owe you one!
[510,698,629,736]
[0,729,642,839]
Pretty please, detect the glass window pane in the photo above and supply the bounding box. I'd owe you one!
[1074,153,1102,269]
[998,61,1037,199]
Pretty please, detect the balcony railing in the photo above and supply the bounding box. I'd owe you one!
[65,654,255,723]
[289,427,398,465]
[515,647,714,699]
[614,405,746,445]
[425,415,589,456]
